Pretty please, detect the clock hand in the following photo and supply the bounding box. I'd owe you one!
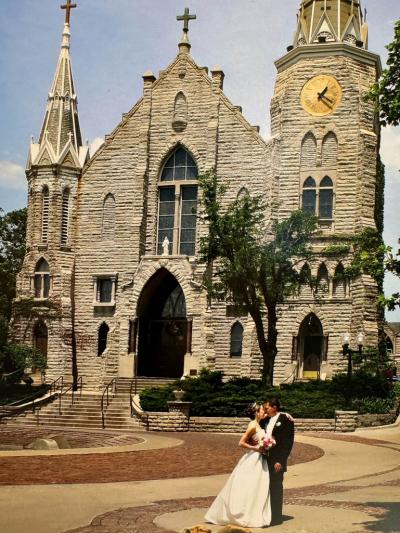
[317,86,328,100]
[320,98,333,109]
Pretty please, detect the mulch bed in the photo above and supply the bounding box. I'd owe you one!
[0,432,323,486]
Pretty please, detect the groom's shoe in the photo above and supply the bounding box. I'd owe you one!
[270,519,283,526]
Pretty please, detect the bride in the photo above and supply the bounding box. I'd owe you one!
[204,402,271,528]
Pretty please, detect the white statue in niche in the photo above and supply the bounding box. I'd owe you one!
[162,236,170,256]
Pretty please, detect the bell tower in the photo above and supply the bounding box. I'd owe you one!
[13,1,88,382]
[270,0,382,353]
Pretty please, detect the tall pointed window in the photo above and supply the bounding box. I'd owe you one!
[302,176,334,224]
[319,176,334,221]
[98,322,109,356]
[157,147,198,256]
[61,188,70,245]
[34,258,50,299]
[230,322,244,357]
[41,186,50,243]
[302,177,317,215]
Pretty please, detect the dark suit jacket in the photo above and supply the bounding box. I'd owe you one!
[263,413,295,472]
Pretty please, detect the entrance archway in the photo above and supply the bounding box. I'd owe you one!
[137,269,188,377]
[299,313,323,379]
[33,321,48,359]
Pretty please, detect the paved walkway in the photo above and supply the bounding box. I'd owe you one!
[0,420,399,533]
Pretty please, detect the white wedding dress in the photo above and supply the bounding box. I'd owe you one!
[204,423,271,528]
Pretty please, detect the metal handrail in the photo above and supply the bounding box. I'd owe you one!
[58,376,83,415]
[129,378,149,430]
[101,377,117,429]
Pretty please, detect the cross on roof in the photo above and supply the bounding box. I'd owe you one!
[61,0,77,25]
[177,7,196,33]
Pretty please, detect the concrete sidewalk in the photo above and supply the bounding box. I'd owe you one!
[0,429,399,533]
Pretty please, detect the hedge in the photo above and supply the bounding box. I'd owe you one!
[139,369,396,418]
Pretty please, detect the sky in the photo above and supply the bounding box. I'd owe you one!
[0,0,399,320]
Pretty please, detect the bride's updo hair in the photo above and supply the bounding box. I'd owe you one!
[244,402,261,420]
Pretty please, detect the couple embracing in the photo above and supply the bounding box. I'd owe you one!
[205,397,295,528]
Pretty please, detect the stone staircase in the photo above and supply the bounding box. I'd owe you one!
[6,377,175,431]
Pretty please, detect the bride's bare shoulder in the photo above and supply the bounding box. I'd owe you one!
[246,420,257,432]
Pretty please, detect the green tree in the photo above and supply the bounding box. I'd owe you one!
[0,207,27,347]
[367,19,400,126]
[0,343,46,382]
[347,227,400,311]
[199,171,318,385]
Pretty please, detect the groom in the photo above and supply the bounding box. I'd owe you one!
[262,397,295,526]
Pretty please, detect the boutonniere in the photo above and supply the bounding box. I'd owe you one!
[276,421,282,427]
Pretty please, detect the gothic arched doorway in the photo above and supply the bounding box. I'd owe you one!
[33,321,48,372]
[298,313,324,379]
[136,269,189,377]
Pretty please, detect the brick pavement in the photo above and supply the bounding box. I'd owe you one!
[56,433,400,533]
[0,432,322,485]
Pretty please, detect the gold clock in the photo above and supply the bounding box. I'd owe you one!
[301,75,342,116]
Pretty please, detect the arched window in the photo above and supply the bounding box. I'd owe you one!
[299,263,313,298]
[34,258,50,299]
[302,177,317,215]
[102,193,116,240]
[158,146,198,256]
[316,263,329,294]
[98,322,109,356]
[301,133,317,168]
[333,263,346,298]
[61,188,70,245]
[319,176,334,220]
[41,186,49,243]
[385,335,394,355]
[237,187,249,200]
[230,322,244,357]
[172,92,188,131]
[322,132,338,168]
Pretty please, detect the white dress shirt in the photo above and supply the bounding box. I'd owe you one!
[266,412,280,439]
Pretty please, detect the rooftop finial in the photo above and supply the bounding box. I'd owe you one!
[177,7,196,53]
[61,0,77,25]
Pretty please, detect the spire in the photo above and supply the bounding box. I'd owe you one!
[292,0,368,50]
[177,7,196,54]
[28,1,88,169]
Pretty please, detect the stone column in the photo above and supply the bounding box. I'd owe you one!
[335,410,358,432]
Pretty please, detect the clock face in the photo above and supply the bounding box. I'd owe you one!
[301,75,342,116]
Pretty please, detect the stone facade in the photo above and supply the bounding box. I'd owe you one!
[12,2,384,391]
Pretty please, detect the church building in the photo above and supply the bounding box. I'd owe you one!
[12,0,384,389]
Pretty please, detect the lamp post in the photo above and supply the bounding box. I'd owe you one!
[342,332,364,407]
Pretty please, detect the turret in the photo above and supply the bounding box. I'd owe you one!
[293,0,368,50]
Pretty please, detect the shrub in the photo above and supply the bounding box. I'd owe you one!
[352,396,396,414]
[329,370,391,399]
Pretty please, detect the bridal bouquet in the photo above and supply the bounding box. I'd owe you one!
[259,436,276,455]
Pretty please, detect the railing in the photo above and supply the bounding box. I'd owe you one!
[58,376,83,415]
[0,374,66,424]
[129,378,149,430]
[280,361,299,385]
[101,378,117,429]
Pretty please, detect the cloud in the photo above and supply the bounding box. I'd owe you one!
[0,160,26,191]
[89,137,105,157]
[381,127,400,170]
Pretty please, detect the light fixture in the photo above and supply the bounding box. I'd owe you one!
[342,332,351,346]
[356,332,364,347]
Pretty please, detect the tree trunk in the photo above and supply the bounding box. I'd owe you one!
[248,305,277,386]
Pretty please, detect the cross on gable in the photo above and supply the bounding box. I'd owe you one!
[61,0,77,25]
[177,7,196,33]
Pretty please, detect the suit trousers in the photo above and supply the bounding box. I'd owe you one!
[267,461,284,524]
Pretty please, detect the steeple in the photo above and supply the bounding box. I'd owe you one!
[293,0,368,50]
[28,1,88,169]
